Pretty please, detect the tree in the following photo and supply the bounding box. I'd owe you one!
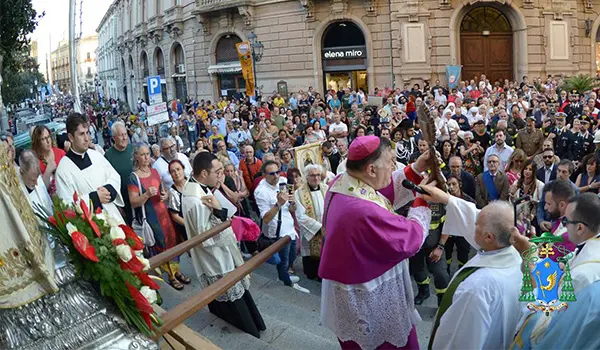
[0,0,43,129]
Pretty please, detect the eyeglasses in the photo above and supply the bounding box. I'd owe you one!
[561,217,588,228]
[161,144,176,152]
[543,155,554,159]
[488,160,499,164]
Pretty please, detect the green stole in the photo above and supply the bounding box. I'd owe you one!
[428,267,481,349]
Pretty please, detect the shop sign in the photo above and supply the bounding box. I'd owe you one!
[323,47,366,60]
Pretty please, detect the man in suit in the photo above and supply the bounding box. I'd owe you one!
[475,154,510,209]
[445,156,476,200]
[536,148,557,184]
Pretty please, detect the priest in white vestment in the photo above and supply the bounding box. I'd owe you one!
[421,184,524,350]
[294,164,328,280]
[54,113,124,223]
[181,152,265,338]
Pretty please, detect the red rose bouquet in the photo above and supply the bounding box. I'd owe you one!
[40,192,162,336]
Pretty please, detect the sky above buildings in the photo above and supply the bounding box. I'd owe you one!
[30,0,111,77]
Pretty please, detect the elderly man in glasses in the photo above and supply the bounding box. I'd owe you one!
[475,154,510,209]
[152,138,192,188]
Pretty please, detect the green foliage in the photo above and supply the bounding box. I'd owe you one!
[1,64,46,104]
[0,0,43,72]
[561,74,600,94]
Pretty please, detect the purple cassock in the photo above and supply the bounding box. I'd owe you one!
[319,165,431,350]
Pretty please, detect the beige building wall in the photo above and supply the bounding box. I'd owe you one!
[105,0,600,107]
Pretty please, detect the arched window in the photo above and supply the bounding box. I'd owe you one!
[140,51,149,77]
[460,7,511,33]
[215,34,242,63]
[154,48,165,77]
[322,21,365,48]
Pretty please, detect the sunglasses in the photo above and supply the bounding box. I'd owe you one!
[266,170,280,176]
[543,155,553,159]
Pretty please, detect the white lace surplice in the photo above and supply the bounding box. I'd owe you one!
[321,260,419,350]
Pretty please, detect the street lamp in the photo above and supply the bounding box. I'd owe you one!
[247,32,264,97]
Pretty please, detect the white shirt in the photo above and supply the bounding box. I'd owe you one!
[152,153,192,188]
[21,175,53,215]
[254,178,296,239]
[483,143,514,172]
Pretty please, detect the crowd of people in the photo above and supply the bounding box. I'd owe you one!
[2,73,600,348]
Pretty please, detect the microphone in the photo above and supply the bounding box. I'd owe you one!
[401,179,430,196]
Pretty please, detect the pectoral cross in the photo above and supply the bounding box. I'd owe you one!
[539,243,555,258]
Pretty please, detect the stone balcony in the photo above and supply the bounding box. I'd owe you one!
[194,0,253,13]
[164,5,184,26]
[134,22,147,39]
[147,14,164,33]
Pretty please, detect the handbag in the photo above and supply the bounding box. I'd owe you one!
[132,173,156,247]
[257,207,282,265]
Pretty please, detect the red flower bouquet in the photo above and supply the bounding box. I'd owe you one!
[40,192,162,336]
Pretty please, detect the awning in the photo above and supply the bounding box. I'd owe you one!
[208,62,242,74]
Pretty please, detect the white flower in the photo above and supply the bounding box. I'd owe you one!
[66,223,78,237]
[73,202,83,215]
[139,257,150,271]
[140,286,157,304]
[105,214,120,228]
[95,210,109,227]
[109,226,126,241]
[115,244,132,262]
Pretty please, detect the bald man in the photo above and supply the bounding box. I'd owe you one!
[422,185,523,350]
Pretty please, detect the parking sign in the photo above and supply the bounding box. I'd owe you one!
[147,76,162,104]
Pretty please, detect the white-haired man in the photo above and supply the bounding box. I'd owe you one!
[19,149,52,214]
[294,164,328,280]
[421,184,523,350]
[153,137,192,188]
[104,121,134,224]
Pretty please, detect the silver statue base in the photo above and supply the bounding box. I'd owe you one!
[0,244,159,350]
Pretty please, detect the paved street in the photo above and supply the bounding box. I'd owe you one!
[159,253,441,349]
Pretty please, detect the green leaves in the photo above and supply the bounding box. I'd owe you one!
[561,74,600,95]
[0,0,43,72]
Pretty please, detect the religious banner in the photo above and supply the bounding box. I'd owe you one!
[446,65,461,89]
[236,42,255,96]
[293,142,323,177]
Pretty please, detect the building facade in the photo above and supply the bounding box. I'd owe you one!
[50,40,71,93]
[101,0,600,107]
[78,35,99,94]
[97,6,121,100]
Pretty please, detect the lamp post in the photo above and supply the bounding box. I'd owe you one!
[247,32,264,97]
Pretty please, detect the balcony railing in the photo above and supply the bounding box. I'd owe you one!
[195,0,252,13]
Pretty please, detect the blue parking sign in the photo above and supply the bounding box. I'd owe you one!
[147,76,161,95]
[147,76,163,104]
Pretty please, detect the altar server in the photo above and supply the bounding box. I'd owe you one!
[55,113,124,222]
